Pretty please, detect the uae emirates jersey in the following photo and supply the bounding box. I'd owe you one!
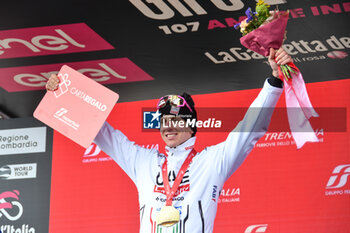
[94,79,283,233]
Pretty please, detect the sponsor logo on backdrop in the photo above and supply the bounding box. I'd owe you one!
[0,127,46,155]
[0,163,37,180]
[82,143,159,163]
[325,164,350,196]
[206,35,350,65]
[327,50,348,59]
[82,143,112,163]
[254,128,324,149]
[245,224,268,233]
[0,23,113,59]
[0,190,23,221]
[0,58,154,92]
[130,0,277,20]
[129,0,349,49]
[218,187,240,203]
[0,190,36,231]
[0,225,34,233]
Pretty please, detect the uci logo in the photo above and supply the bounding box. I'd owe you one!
[0,190,23,221]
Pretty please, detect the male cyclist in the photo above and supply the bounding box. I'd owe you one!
[46,48,292,233]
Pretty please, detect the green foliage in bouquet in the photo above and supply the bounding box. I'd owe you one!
[234,0,271,36]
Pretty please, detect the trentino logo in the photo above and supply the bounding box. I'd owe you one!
[143,110,161,129]
[245,224,268,233]
[326,164,350,189]
[0,190,23,221]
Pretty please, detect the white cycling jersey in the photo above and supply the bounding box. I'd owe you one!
[94,79,283,233]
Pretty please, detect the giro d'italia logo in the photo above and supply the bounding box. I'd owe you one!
[0,190,23,221]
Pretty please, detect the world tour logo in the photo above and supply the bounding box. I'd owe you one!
[0,163,37,180]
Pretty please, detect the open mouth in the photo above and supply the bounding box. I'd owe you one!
[165,132,178,139]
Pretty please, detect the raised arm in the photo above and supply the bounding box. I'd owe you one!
[45,76,156,184]
[93,121,156,184]
[209,48,292,181]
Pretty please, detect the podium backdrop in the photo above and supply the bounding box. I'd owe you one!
[0,0,349,232]
[48,79,349,233]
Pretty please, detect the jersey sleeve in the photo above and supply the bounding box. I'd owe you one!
[94,121,156,184]
[209,79,283,181]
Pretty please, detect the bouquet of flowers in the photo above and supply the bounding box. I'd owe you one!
[234,0,297,80]
[234,1,319,149]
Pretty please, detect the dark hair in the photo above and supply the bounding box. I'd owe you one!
[159,92,197,136]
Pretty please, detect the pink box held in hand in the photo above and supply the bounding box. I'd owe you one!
[34,65,119,148]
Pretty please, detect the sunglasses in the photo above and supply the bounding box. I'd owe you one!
[157,95,193,113]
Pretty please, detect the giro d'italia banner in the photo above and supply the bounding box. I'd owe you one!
[0,0,349,118]
[48,78,350,233]
[0,118,53,233]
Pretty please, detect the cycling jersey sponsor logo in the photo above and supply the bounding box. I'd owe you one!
[211,185,218,202]
[325,164,350,196]
[154,169,190,198]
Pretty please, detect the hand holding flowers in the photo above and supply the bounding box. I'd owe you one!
[234,0,297,81]
[234,0,319,149]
